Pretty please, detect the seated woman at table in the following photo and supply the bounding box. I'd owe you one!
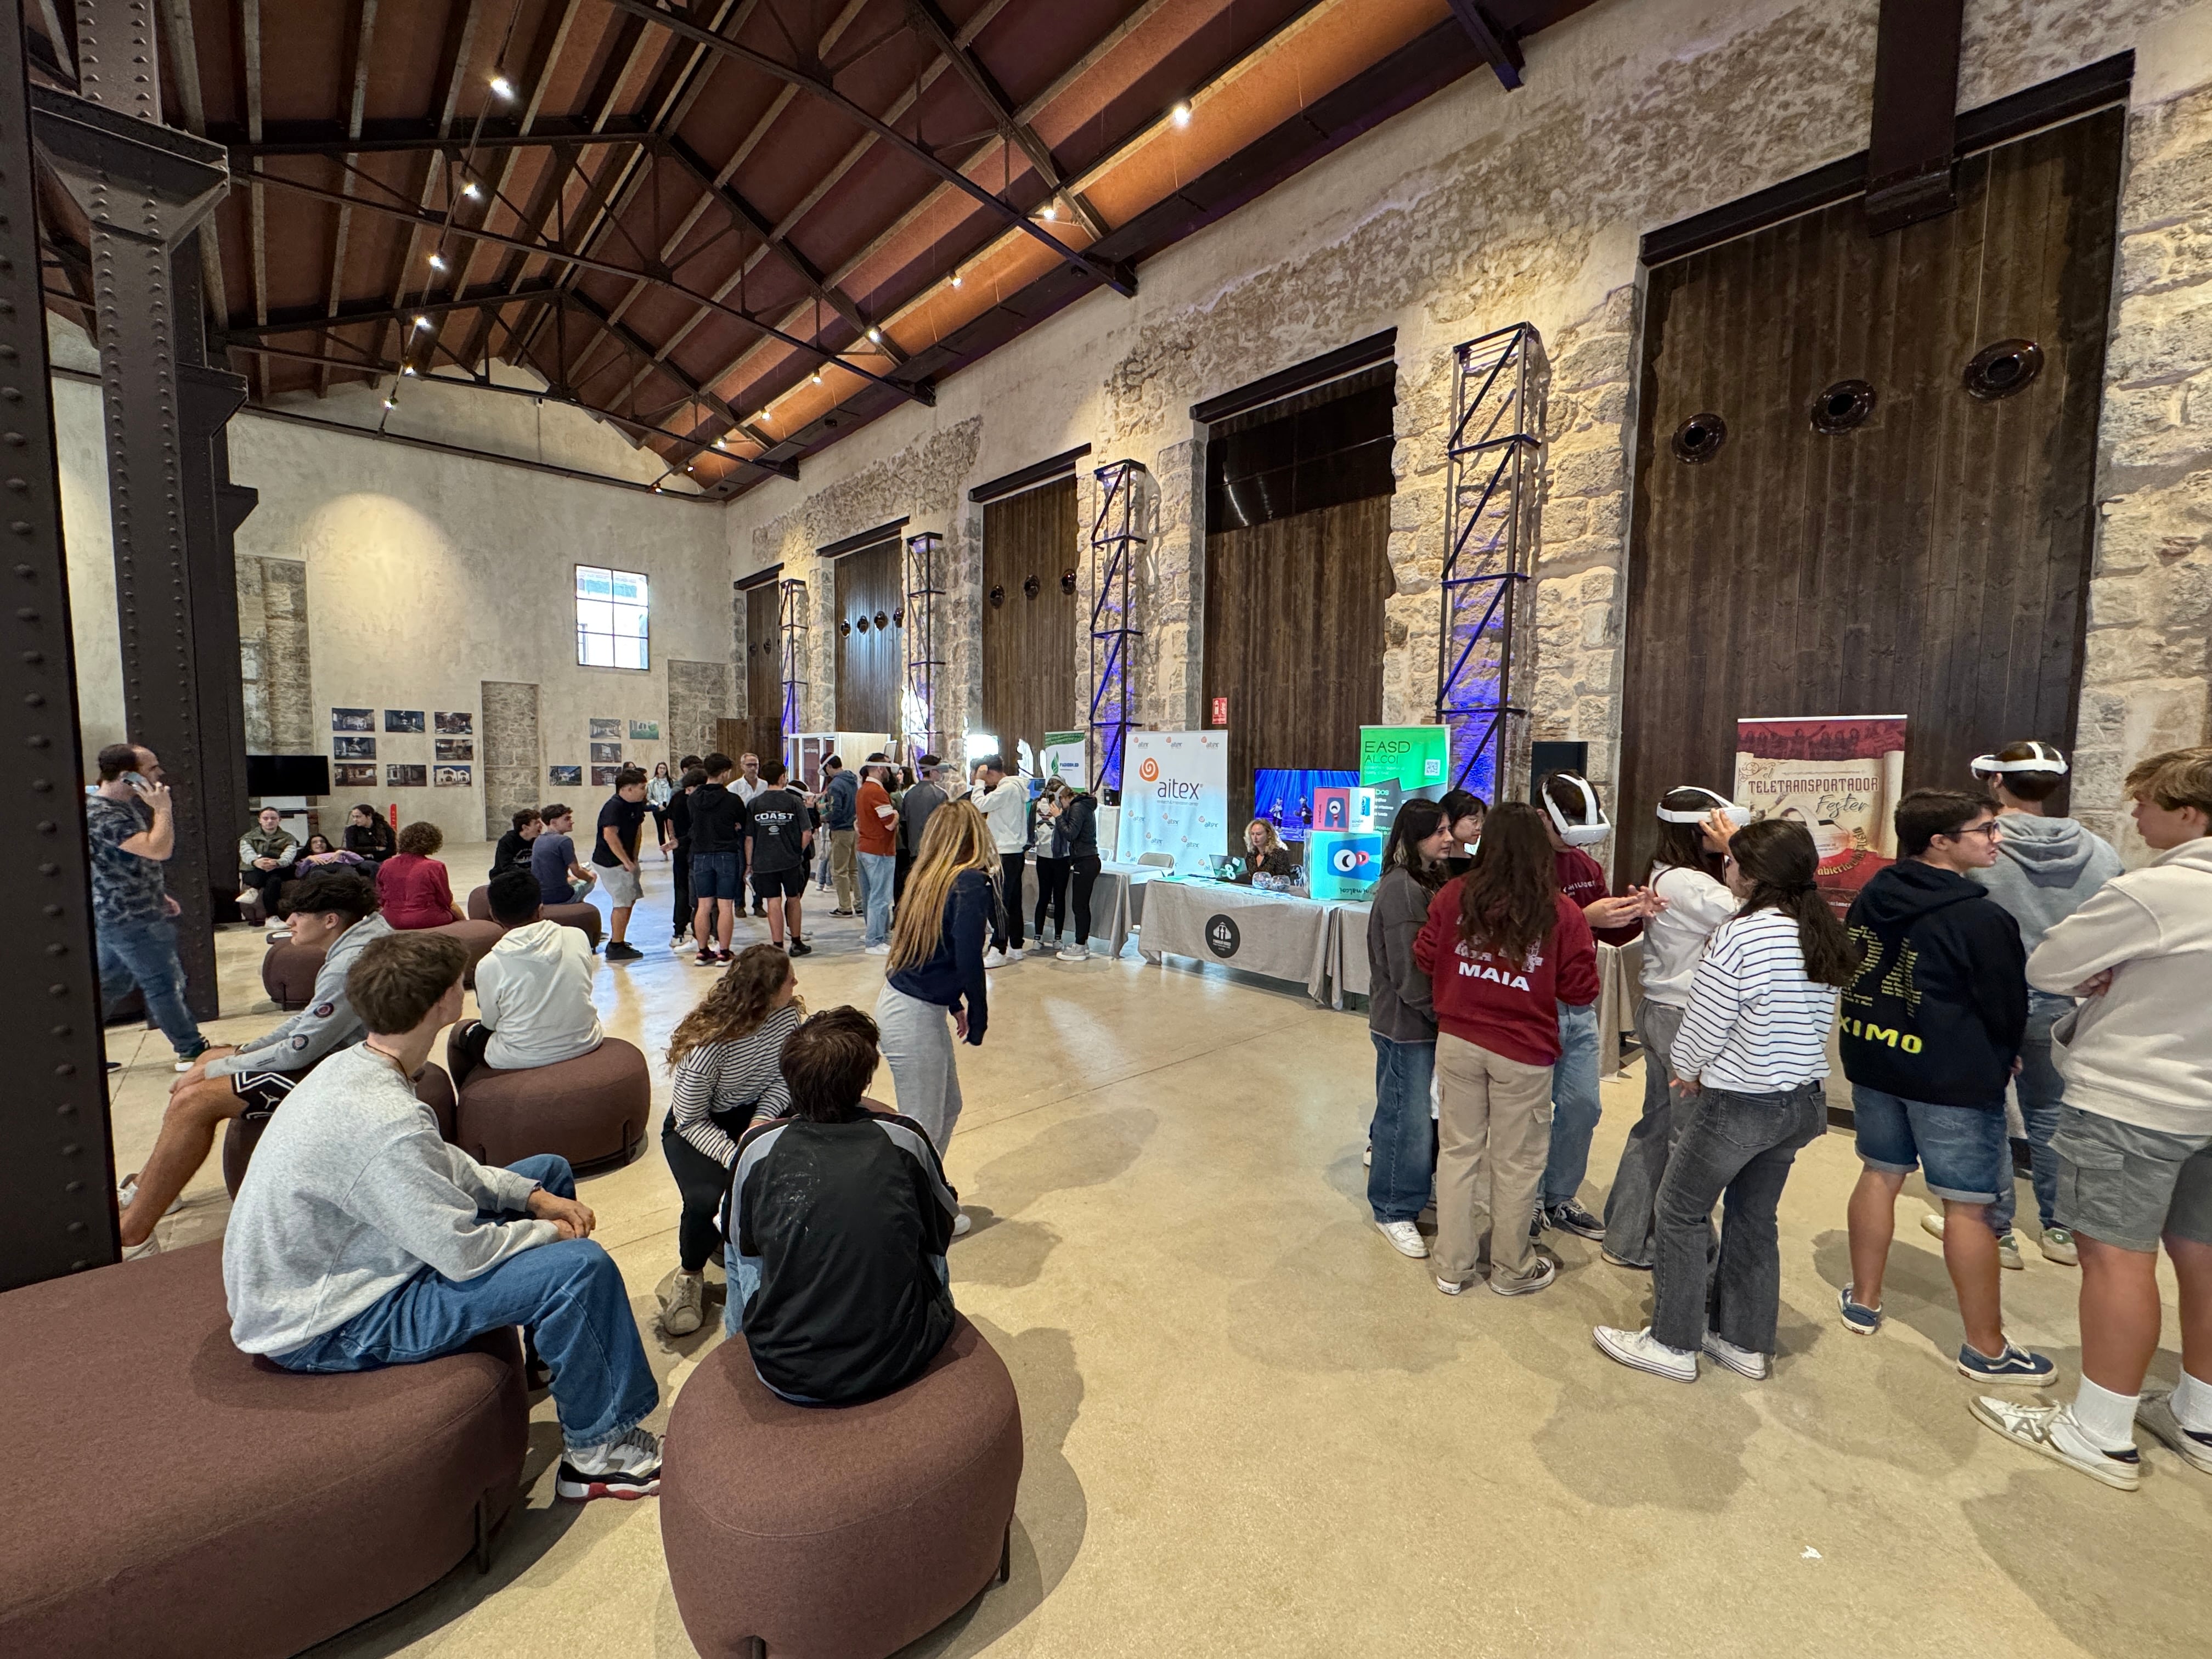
[1234,819,1299,884]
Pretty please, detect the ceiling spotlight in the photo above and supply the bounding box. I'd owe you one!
[949,269,962,289]
[383,396,397,409]
[402,364,416,376]
[461,181,481,201]
[414,315,431,330]
[1040,202,1056,221]
[1171,100,1192,127]
[866,326,881,343]
[428,252,448,270]
[811,369,822,385]
[489,74,515,99]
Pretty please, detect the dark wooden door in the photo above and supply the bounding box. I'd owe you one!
[834,539,900,738]
[1618,108,2123,885]
[744,582,781,763]
[981,476,1079,770]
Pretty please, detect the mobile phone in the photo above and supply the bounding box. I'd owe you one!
[123,771,150,788]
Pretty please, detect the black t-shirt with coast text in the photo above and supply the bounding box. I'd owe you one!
[745,787,813,874]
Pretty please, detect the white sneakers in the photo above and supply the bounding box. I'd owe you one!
[556,1425,664,1501]
[982,948,1006,969]
[952,1210,973,1238]
[863,944,891,956]
[1921,1210,2024,1269]
[661,1269,705,1337]
[1374,1219,1428,1259]
[1699,1331,1770,1380]
[1056,945,1089,962]
[1970,1397,2141,1491]
[1593,1325,1698,1382]
[2138,1389,2212,1475]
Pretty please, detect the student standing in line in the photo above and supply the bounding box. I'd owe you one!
[896,754,948,903]
[1415,802,1599,1298]
[490,807,543,882]
[1973,747,2212,1489]
[874,799,993,1234]
[1053,782,1102,961]
[591,767,652,962]
[856,753,900,955]
[971,755,1030,965]
[731,752,769,917]
[658,943,805,1338]
[686,754,748,967]
[1031,780,1074,948]
[1366,798,1453,1260]
[745,758,816,956]
[821,755,860,915]
[1838,789,2055,1386]
[646,761,674,853]
[1600,788,1746,1270]
[667,765,704,952]
[1917,741,2122,1268]
[1439,789,1487,881]
[1593,819,1858,1382]
[1533,772,1656,1242]
[448,868,603,1088]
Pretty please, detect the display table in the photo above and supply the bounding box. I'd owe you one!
[1137,878,1333,1001]
[1018,858,1158,957]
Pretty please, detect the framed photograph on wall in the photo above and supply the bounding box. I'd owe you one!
[334,763,377,787]
[434,712,472,735]
[590,764,622,786]
[588,717,621,740]
[549,765,583,786]
[331,707,374,732]
[386,763,427,788]
[435,739,473,761]
[628,719,659,741]
[589,741,622,763]
[333,735,376,759]
[434,765,472,788]
[385,709,426,733]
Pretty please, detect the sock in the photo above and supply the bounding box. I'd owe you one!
[2170,1368,2212,1434]
[2070,1376,2141,1451]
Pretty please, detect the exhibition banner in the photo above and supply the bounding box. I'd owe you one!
[1307,830,1386,901]
[1358,724,1451,828]
[1042,731,1087,790]
[1735,715,1907,913]
[1118,730,1230,874]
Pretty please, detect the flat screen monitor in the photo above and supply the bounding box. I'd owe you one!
[1252,768,1356,841]
[246,754,331,797]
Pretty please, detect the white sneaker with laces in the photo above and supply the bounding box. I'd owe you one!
[1594,1324,1697,1381]
[661,1269,705,1337]
[1699,1330,1771,1380]
[1057,945,1088,961]
[982,948,1007,969]
[1374,1219,1428,1259]
[864,944,891,956]
[2137,1389,2212,1475]
[1434,1274,1465,1296]
[1970,1397,2140,1491]
[1003,946,1025,961]
[1920,1210,2023,1269]
[557,1425,663,1500]
[116,1177,183,1217]
[952,1210,973,1238]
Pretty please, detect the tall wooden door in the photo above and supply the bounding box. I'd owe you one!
[1617,108,2123,885]
[981,476,1079,771]
[834,539,901,739]
[743,581,781,763]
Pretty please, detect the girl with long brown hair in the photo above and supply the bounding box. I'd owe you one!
[1366,798,1454,1260]
[874,799,996,1215]
[659,942,805,1335]
[1413,802,1599,1297]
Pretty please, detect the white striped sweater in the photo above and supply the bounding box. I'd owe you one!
[1669,908,1837,1093]
[669,1005,803,1166]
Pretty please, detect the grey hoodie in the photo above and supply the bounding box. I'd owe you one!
[206,913,394,1078]
[1367,866,1438,1043]
[1970,814,2123,955]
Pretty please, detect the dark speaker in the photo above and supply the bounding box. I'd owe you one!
[1529,741,1589,803]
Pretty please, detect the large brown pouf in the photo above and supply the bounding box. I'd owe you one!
[260,935,326,1010]
[0,1242,526,1658]
[223,1062,458,1196]
[661,1317,1024,1659]
[453,1037,650,1170]
[466,885,603,948]
[431,918,506,988]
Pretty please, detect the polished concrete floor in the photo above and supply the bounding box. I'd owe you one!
[107,845,2207,1658]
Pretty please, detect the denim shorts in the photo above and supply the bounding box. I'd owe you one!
[689,851,740,901]
[2050,1105,2212,1253]
[1850,1086,2008,1204]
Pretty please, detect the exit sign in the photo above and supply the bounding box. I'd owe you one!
[1211,696,1228,727]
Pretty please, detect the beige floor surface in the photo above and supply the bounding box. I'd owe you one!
[105,844,2208,1658]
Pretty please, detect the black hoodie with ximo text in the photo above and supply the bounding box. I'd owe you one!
[1839,860,2027,1109]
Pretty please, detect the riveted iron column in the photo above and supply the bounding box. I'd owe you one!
[34,1,235,1020]
[0,3,115,1287]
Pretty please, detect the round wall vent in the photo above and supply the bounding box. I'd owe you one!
[1810,379,1876,435]
[1060,569,1077,595]
[838,619,852,636]
[1672,413,1726,464]
[1964,339,2043,400]
[1023,574,1041,599]
[855,616,870,634]
[874,610,890,629]
[989,584,1005,607]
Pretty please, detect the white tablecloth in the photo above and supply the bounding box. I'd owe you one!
[1137,878,1334,1001]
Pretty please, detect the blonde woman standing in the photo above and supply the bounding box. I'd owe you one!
[876,800,995,1234]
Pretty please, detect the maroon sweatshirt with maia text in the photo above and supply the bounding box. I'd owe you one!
[1413,881,1599,1066]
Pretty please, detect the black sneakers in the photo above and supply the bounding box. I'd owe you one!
[787,938,814,957]
[1543,1200,1606,1240]
[605,941,644,962]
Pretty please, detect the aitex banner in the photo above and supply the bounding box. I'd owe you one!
[1735,715,1907,914]
[1118,730,1229,874]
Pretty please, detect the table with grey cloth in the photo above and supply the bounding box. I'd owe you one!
[1015,858,1157,957]
[1136,878,1334,1001]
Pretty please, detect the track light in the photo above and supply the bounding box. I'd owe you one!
[413,315,430,330]
[461,180,481,201]
[866,326,881,343]
[1040,202,1056,221]
[428,252,448,270]
[1171,100,1192,127]
[811,369,822,385]
[489,74,514,99]
[402,364,416,376]
[383,396,397,409]
[949,269,962,289]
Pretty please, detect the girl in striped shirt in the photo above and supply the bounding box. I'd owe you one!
[658,943,804,1336]
[1594,819,1859,1384]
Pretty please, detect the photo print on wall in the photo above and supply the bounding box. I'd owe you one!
[549,765,583,786]
[334,763,377,787]
[385,709,426,733]
[628,720,659,741]
[331,707,374,732]
[588,717,621,740]
[589,741,622,763]
[435,739,473,761]
[434,712,473,735]
[333,735,376,759]
[434,765,472,788]
[387,763,427,788]
[590,764,622,786]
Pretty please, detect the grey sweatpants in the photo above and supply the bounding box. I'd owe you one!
[874,981,964,1152]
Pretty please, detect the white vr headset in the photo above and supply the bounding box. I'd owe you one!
[1970,742,2068,777]
[1655,786,1752,828]
[1543,774,1613,846]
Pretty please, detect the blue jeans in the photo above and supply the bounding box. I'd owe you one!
[1367,1032,1437,1224]
[1992,991,2070,1234]
[1542,1001,1602,1208]
[274,1155,658,1450]
[95,914,204,1056]
[859,850,896,946]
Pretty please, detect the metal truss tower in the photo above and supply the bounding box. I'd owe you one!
[778,578,809,738]
[1087,460,1149,792]
[902,531,945,760]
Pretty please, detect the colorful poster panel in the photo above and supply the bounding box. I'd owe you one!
[435,712,472,735]
[385,709,426,733]
[1307,831,1387,901]
[331,707,374,732]
[1359,725,1450,829]
[1735,715,1908,916]
[628,720,660,741]
[387,763,427,788]
[434,765,472,787]
[589,717,622,740]
[1115,731,1229,876]
[333,735,376,759]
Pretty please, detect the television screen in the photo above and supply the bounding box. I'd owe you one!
[1253,768,1357,842]
[246,754,332,797]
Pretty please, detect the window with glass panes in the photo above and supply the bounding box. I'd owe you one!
[575,566,649,670]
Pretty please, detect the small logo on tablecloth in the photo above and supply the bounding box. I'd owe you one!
[1205,914,1240,958]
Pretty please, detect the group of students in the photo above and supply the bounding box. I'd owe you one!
[1360,744,2212,1491]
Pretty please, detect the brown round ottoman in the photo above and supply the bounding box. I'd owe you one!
[466,885,603,949]
[260,936,327,1010]
[452,1038,649,1170]
[430,918,506,988]
[224,1062,458,1196]
[661,1317,1023,1659]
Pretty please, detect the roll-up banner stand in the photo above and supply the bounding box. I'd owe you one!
[1117,731,1229,874]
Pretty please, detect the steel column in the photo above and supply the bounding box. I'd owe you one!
[902,532,945,760]
[778,578,809,741]
[1087,460,1149,793]
[0,0,117,1288]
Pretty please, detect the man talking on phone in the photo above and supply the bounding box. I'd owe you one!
[86,742,210,1073]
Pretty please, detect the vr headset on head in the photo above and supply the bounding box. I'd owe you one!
[1542,774,1612,846]
[1655,785,1752,828]
[1970,742,2068,778]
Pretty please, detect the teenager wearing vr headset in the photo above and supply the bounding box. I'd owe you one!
[1600,786,1748,1270]
[1533,771,1662,1242]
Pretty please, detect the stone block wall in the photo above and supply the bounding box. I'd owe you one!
[480,680,539,839]
[667,659,736,765]
[236,555,312,755]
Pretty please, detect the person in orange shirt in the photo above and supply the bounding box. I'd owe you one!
[855,752,900,955]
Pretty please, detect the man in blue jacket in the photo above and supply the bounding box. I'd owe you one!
[821,756,860,915]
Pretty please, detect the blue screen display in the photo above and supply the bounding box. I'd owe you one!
[1253,768,1357,842]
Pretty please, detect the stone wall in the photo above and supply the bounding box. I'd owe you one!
[481,680,539,838]
[236,556,312,756]
[667,658,736,765]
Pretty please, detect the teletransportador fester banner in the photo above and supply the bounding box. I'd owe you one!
[1734,715,1906,915]
[1117,730,1229,874]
